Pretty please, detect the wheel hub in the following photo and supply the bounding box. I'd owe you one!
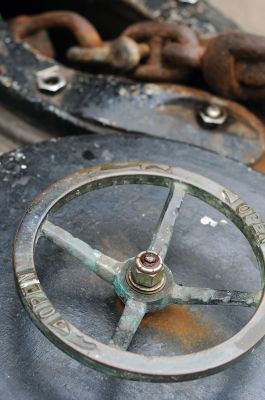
[13,160,265,382]
[126,251,165,293]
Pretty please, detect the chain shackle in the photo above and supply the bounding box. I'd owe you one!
[9,11,103,48]
[123,21,201,82]
[202,31,265,101]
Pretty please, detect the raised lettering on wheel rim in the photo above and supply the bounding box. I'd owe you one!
[13,161,265,382]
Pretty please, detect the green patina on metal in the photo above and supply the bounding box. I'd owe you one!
[13,161,265,382]
[149,181,186,260]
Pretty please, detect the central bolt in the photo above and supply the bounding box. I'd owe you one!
[137,252,162,274]
[144,254,156,263]
[127,251,165,293]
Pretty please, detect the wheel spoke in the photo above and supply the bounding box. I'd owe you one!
[109,299,146,350]
[41,220,122,284]
[171,285,261,307]
[148,182,185,260]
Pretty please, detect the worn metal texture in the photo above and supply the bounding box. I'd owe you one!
[13,161,265,380]
[0,15,264,164]
[9,11,102,48]
[202,31,265,101]
[17,11,265,101]
[132,0,238,34]
[122,20,201,81]
[1,134,265,397]
[7,9,265,102]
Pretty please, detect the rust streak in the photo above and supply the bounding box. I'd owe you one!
[254,154,265,173]
[116,299,223,352]
[141,305,223,352]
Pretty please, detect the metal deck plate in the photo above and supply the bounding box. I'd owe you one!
[1,134,265,398]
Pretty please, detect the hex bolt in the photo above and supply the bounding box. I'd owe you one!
[36,66,67,94]
[198,103,228,128]
[144,254,156,263]
[127,251,165,293]
[136,252,163,275]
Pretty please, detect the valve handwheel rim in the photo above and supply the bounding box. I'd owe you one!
[13,161,265,382]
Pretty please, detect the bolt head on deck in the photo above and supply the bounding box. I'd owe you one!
[36,66,67,94]
[128,251,165,293]
[198,103,228,128]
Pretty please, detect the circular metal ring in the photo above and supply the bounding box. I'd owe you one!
[13,161,265,382]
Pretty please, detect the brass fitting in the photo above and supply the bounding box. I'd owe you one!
[127,251,165,294]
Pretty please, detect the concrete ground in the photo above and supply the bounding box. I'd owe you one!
[210,0,265,35]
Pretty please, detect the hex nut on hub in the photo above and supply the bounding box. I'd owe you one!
[128,251,165,293]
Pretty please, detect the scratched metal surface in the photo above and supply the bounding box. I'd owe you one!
[1,135,265,398]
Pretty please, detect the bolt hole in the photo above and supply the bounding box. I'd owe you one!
[82,150,96,160]
[43,75,60,86]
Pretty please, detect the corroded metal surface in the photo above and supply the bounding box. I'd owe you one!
[149,182,185,259]
[10,9,265,103]
[122,20,201,81]
[110,299,147,350]
[202,31,265,101]
[9,11,102,48]
[61,14,265,101]
[13,160,265,381]
[67,36,147,72]
[2,12,265,163]
[42,221,122,284]
[2,134,265,398]
[128,251,165,293]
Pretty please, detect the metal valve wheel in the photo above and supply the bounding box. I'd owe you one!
[13,161,265,382]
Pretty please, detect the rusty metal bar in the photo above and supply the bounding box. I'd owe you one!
[67,37,149,71]
[171,285,261,307]
[148,182,186,261]
[109,299,146,350]
[41,220,122,284]
[9,11,102,48]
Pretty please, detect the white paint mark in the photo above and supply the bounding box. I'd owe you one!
[200,216,228,227]
[200,216,218,227]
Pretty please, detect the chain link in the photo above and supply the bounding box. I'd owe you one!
[8,11,265,101]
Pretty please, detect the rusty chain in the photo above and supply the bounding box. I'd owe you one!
[122,21,202,81]
[8,11,265,102]
[9,11,102,47]
[202,31,265,101]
